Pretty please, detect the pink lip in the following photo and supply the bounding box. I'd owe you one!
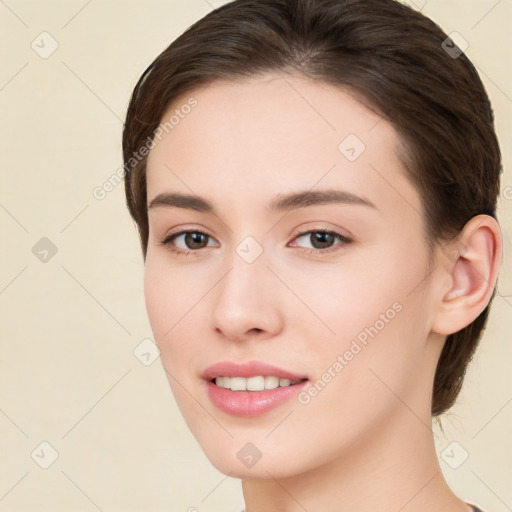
[205,380,308,417]
[201,360,308,381]
[202,361,309,417]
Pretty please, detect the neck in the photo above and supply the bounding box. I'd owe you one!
[241,409,471,512]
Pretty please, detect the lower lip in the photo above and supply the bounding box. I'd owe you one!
[205,379,308,417]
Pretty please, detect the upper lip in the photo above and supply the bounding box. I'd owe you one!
[201,361,308,381]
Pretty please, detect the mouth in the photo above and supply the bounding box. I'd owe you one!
[202,361,309,417]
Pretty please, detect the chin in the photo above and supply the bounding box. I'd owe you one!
[207,455,285,480]
[196,438,311,480]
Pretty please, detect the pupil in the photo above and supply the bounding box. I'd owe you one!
[186,232,207,249]
[312,232,334,249]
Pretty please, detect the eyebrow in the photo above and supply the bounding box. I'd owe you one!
[147,189,377,214]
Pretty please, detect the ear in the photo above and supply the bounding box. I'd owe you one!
[431,214,502,336]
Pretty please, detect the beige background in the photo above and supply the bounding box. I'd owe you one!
[0,0,511,511]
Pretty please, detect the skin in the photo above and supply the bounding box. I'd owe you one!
[143,72,501,512]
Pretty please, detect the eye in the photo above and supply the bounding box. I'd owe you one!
[159,229,218,256]
[159,227,352,257]
[289,228,352,255]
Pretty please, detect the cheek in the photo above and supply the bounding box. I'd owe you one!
[143,255,192,370]
[284,303,430,471]
[289,242,432,401]
[277,242,423,342]
[143,259,200,409]
[143,263,171,340]
[143,251,197,339]
[143,253,217,386]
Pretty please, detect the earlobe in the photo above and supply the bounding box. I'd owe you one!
[432,215,502,336]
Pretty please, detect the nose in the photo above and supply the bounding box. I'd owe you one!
[211,251,284,343]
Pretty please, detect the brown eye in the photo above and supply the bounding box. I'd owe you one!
[291,229,352,255]
[181,232,209,249]
[160,229,217,256]
[309,231,336,249]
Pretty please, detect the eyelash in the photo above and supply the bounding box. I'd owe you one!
[158,228,352,257]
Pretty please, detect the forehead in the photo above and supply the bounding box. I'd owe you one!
[145,73,422,219]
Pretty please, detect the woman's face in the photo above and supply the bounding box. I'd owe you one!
[144,73,446,478]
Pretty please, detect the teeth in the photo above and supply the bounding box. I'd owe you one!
[214,375,302,391]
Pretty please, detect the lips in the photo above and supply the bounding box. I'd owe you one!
[202,360,309,417]
[201,360,308,382]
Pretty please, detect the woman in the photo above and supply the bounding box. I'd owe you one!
[122,1,502,510]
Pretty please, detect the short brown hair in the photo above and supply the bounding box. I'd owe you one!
[122,0,502,416]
